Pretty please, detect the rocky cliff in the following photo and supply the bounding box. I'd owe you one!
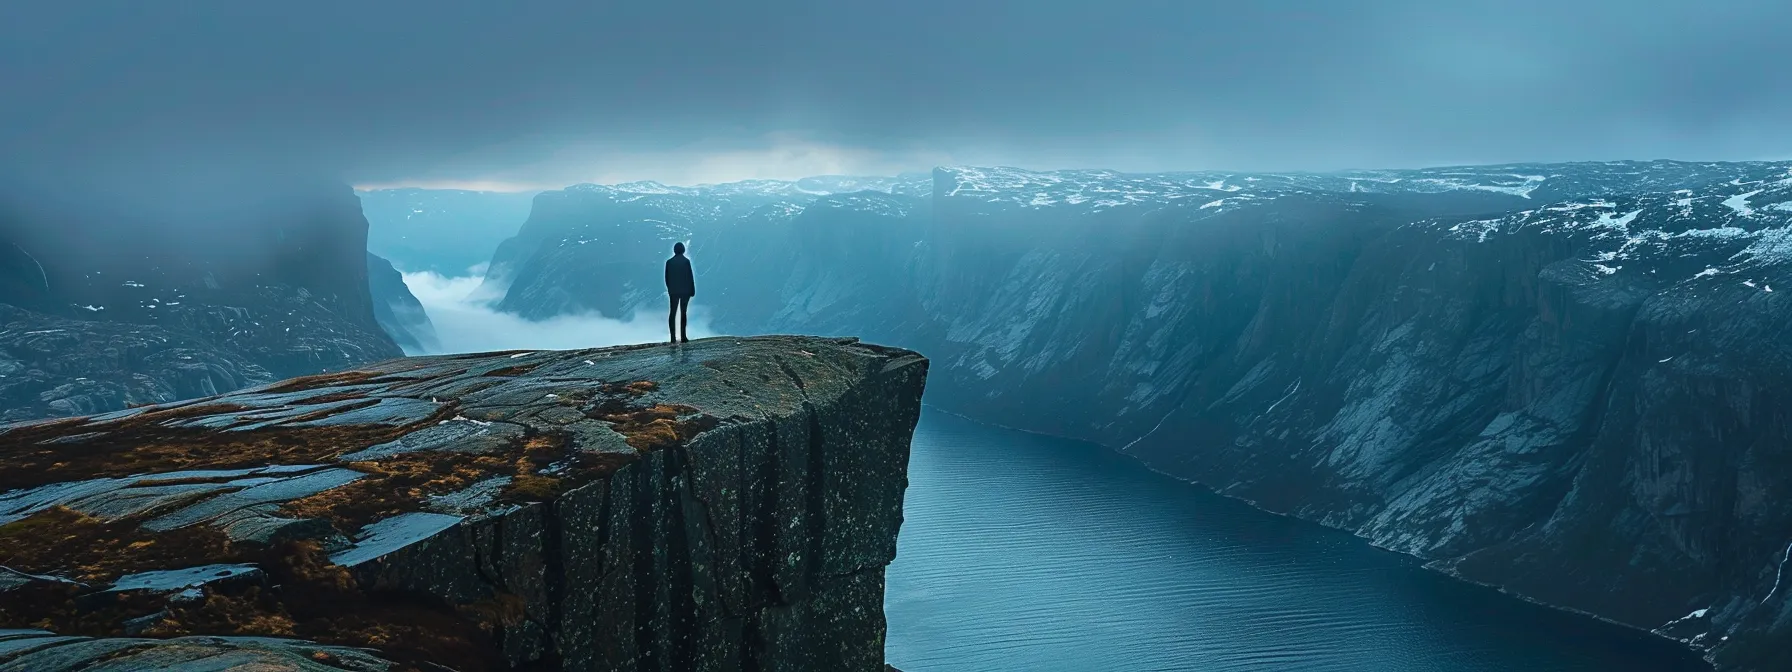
[368,252,440,354]
[0,175,404,422]
[487,161,1792,670]
[0,335,928,671]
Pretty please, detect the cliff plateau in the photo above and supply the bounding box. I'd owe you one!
[0,335,928,671]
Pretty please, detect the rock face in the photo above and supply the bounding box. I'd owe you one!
[0,304,275,422]
[0,176,404,422]
[485,161,1792,670]
[0,335,928,671]
[368,252,439,353]
[483,176,932,315]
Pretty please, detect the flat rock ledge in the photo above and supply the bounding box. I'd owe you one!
[0,336,929,671]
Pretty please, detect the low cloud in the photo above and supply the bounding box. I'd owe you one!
[400,269,716,355]
[400,134,962,190]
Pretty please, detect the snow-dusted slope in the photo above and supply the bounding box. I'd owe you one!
[933,160,1784,212]
[0,179,403,421]
[486,159,1792,671]
[571,172,933,200]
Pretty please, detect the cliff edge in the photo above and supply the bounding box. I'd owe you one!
[0,335,928,671]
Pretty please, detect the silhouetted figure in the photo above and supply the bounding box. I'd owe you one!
[665,241,695,343]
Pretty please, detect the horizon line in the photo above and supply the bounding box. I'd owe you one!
[354,157,1792,193]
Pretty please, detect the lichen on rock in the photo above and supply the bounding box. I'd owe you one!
[0,335,928,671]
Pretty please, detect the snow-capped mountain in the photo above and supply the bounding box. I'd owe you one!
[934,160,1787,210]
[570,172,933,200]
[484,159,1792,671]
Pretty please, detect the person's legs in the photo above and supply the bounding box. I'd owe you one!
[677,296,690,342]
[667,296,679,344]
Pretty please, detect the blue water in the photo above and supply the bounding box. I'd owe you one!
[883,410,1708,672]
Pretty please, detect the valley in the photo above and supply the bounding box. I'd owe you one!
[451,160,1792,670]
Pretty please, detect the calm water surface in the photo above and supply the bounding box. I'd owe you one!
[883,410,1709,672]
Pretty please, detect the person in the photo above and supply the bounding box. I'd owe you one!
[664,241,695,343]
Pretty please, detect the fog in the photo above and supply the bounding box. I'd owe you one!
[4,1,1790,188]
[400,267,716,355]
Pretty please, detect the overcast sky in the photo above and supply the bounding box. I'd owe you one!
[2,0,1787,189]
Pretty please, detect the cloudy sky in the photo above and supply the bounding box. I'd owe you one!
[2,0,1787,189]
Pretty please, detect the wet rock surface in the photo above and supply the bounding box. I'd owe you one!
[0,335,928,671]
[0,629,400,671]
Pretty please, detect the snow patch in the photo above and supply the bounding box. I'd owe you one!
[1724,190,1763,216]
[1765,541,1792,604]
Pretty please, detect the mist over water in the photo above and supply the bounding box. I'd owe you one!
[399,266,716,355]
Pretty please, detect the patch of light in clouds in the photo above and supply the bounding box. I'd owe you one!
[399,268,716,355]
[372,135,963,190]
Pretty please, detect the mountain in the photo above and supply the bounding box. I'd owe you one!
[367,251,439,353]
[358,187,539,275]
[0,174,404,422]
[481,174,932,303]
[486,160,1792,670]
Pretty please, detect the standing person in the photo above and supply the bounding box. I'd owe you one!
[665,241,695,344]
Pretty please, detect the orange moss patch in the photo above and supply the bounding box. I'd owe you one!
[2,534,508,672]
[144,588,300,638]
[500,475,564,503]
[0,371,746,669]
[520,434,562,466]
[598,403,716,451]
[596,379,659,398]
[274,540,356,593]
[280,428,639,526]
[0,401,456,492]
[282,452,516,533]
[0,507,241,583]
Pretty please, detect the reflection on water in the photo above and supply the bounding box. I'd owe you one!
[884,410,1708,672]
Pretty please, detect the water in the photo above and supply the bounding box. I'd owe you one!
[883,410,1710,672]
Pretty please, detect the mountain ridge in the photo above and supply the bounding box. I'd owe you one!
[482,158,1792,670]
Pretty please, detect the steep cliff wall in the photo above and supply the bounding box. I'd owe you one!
[368,252,440,353]
[0,335,927,671]
[488,161,1792,669]
[0,175,403,421]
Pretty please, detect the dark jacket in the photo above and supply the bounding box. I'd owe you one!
[665,254,695,298]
